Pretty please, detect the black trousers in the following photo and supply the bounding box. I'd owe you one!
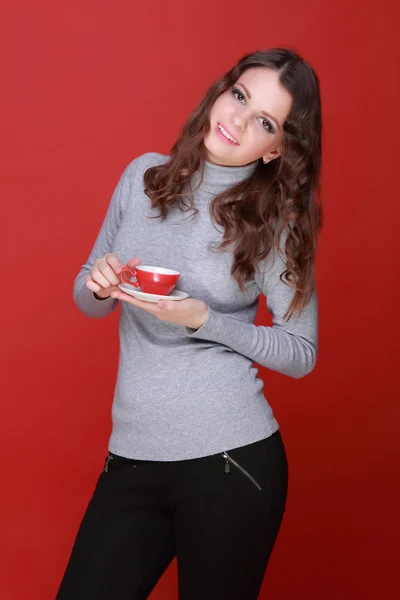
[55,429,288,600]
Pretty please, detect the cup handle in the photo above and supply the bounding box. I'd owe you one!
[119,267,140,288]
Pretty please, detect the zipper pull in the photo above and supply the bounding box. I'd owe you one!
[104,455,113,473]
[222,452,231,474]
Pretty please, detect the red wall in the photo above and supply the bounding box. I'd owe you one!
[1,1,398,598]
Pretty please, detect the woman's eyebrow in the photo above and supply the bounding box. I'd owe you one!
[235,82,281,131]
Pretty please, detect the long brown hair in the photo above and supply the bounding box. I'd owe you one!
[143,47,323,322]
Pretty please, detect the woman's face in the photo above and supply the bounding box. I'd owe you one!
[204,67,293,167]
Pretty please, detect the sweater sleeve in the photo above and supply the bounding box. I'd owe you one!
[73,160,135,319]
[185,230,318,379]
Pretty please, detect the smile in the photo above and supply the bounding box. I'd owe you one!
[216,122,239,145]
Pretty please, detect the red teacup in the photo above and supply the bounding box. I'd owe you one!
[119,265,180,296]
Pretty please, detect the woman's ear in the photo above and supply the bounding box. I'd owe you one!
[262,148,281,163]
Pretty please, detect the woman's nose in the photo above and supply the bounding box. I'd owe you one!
[231,118,245,133]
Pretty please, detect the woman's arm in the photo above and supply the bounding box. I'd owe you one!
[185,232,318,379]
[72,160,135,318]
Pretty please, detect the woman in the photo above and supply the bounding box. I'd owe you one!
[56,47,322,600]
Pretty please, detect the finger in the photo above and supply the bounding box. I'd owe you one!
[85,275,101,293]
[91,268,113,289]
[135,298,161,311]
[157,300,173,310]
[114,293,160,313]
[105,253,124,275]
[99,260,121,286]
[126,257,141,269]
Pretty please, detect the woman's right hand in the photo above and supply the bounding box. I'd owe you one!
[85,253,141,299]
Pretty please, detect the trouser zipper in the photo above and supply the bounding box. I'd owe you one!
[222,451,262,491]
[103,455,113,473]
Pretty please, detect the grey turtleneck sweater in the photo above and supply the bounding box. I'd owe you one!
[73,152,318,460]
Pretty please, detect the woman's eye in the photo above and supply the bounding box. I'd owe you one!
[261,118,275,134]
[231,87,245,102]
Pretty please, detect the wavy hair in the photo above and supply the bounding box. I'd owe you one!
[143,47,323,321]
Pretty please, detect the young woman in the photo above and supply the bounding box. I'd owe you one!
[56,47,322,600]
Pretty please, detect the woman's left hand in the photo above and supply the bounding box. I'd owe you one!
[110,290,209,330]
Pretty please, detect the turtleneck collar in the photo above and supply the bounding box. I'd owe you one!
[190,157,258,195]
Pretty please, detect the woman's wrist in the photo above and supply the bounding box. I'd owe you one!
[93,291,111,301]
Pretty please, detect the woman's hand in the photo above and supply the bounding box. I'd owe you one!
[85,254,141,299]
[110,290,209,330]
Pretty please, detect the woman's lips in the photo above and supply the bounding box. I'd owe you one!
[215,122,240,145]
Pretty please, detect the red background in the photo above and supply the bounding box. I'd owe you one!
[1,1,398,598]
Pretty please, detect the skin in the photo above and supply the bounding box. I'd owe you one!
[110,67,293,328]
[204,66,293,166]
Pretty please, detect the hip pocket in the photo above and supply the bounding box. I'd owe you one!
[221,451,262,491]
[101,452,138,474]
